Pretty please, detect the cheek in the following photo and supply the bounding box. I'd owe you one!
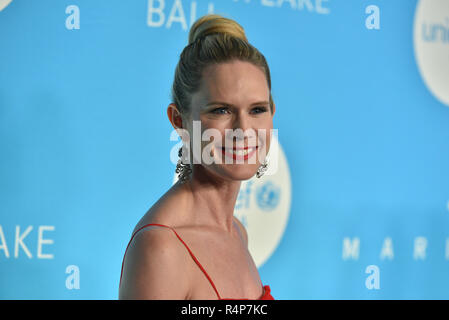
[200,120,227,140]
[199,125,226,155]
[257,121,274,153]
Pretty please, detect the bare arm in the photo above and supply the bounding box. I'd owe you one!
[119,227,191,300]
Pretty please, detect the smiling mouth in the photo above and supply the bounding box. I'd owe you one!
[220,146,258,158]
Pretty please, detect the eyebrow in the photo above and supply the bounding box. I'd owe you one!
[204,101,270,108]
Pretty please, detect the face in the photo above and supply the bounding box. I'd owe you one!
[182,59,276,181]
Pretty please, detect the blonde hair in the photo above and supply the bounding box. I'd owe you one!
[171,14,274,116]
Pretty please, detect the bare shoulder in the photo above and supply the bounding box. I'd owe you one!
[233,216,248,247]
[119,225,192,300]
[134,181,191,230]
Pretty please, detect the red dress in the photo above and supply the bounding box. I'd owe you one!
[120,223,275,300]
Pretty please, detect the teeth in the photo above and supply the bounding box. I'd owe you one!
[234,149,246,156]
[226,148,255,156]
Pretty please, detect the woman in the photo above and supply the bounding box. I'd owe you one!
[119,13,276,300]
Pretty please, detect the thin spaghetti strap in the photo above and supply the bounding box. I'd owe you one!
[161,224,222,300]
[120,223,222,300]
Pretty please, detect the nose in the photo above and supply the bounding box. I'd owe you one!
[229,111,255,143]
[234,112,249,132]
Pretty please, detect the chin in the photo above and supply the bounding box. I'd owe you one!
[214,164,260,181]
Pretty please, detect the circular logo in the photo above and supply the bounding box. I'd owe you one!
[0,0,12,11]
[172,135,291,267]
[413,0,449,107]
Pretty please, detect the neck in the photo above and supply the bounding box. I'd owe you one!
[180,164,241,233]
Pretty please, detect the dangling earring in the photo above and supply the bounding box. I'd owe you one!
[256,157,269,178]
[175,146,192,182]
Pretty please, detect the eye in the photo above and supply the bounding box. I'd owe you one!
[251,106,268,114]
[210,107,230,115]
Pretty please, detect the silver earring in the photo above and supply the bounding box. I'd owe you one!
[175,147,192,182]
[256,157,269,178]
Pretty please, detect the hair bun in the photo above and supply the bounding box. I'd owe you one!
[188,14,248,45]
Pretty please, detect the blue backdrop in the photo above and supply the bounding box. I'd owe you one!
[1,0,448,299]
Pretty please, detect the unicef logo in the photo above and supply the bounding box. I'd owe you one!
[413,0,449,107]
[255,182,281,211]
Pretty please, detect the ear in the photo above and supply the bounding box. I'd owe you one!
[167,103,183,130]
[271,102,276,117]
